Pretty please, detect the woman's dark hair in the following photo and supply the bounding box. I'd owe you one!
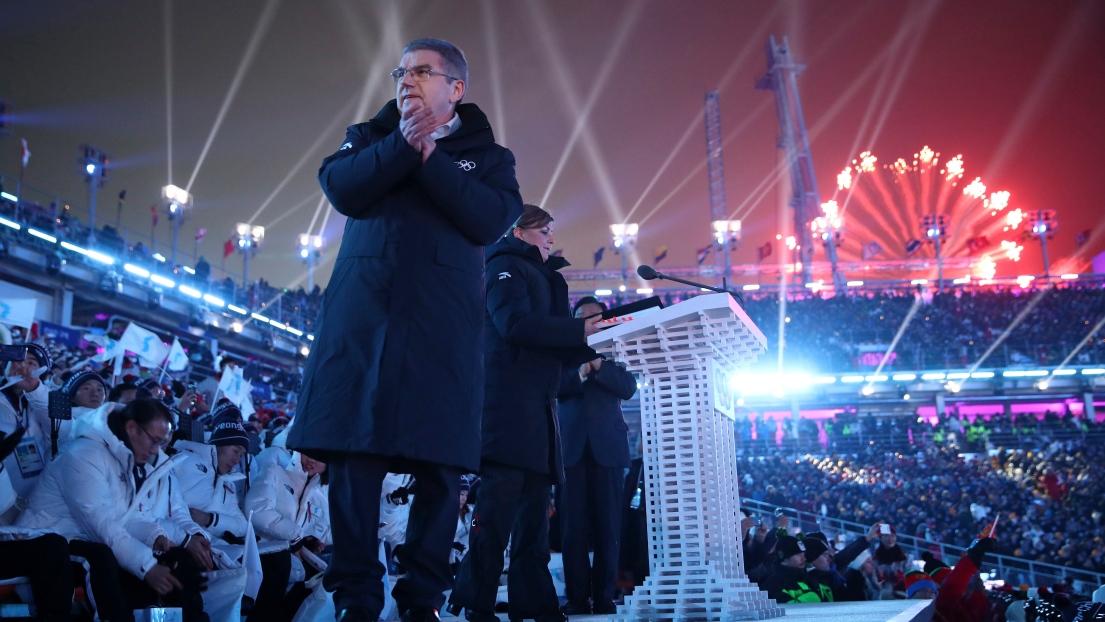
[511,204,554,233]
[107,398,174,443]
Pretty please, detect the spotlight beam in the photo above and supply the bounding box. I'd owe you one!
[315,197,335,237]
[983,2,1097,181]
[966,286,1052,374]
[263,191,322,230]
[536,0,643,210]
[164,0,173,186]
[185,0,281,193]
[480,0,507,146]
[863,295,921,394]
[246,95,357,224]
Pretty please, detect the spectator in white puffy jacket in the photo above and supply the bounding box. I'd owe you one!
[16,399,210,620]
[173,403,250,543]
[243,451,330,621]
[0,343,53,508]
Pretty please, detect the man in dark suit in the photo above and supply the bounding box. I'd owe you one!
[287,37,523,622]
[556,296,638,614]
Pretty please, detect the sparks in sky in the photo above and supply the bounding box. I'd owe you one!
[1005,208,1024,231]
[942,155,965,181]
[855,151,877,173]
[963,177,987,200]
[985,190,1010,215]
[1001,239,1023,261]
[975,255,997,280]
[837,167,853,190]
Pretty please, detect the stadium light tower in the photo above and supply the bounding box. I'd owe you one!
[1026,210,1057,284]
[610,223,639,292]
[235,223,264,286]
[812,200,845,288]
[297,233,324,290]
[161,184,193,266]
[710,219,741,288]
[920,214,950,289]
[80,145,109,234]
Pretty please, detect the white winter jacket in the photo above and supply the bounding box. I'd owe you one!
[15,403,183,577]
[172,440,249,539]
[0,381,53,499]
[245,453,330,546]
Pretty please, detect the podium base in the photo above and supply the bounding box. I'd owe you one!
[611,566,784,621]
[582,598,933,622]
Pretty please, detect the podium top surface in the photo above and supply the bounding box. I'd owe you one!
[587,292,766,351]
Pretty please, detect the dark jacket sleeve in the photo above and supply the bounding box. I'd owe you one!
[317,126,421,218]
[589,360,638,400]
[834,536,871,572]
[418,146,524,245]
[486,259,586,348]
[934,554,980,620]
[558,366,585,399]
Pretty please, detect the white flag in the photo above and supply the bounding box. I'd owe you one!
[92,337,123,363]
[0,298,37,329]
[217,365,253,408]
[118,323,171,368]
[167,338,190,371]
[243,513,262,600]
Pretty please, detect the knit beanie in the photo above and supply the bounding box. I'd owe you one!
[776,535,806,562]
[62,370,109,400]
[920,551,950,576]
[931,567,952,585]
[904,570,939,598]
[802,537,830,564]
[208,400,248,449]
[14,343,51,372]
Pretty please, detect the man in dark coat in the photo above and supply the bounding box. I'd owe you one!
[287,37,523,622]
[556,296,637,614]
[451,207,599,622]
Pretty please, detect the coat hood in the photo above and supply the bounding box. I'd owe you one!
[70,402,171,472]
[487,235,570,272]
[369,100,496,148]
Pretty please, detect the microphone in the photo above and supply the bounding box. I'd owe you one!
[635,265,743,305]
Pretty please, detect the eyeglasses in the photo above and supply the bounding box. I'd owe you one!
[390,65,459,83]
[138,424,170,450]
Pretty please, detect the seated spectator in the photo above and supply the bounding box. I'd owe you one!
[244,451,330,621]
[758,533,832,604]
[904,570,938,599]
[172,403,250,545]
[843,548,891,601]
[0,428,76,621]
[0,343,52,503]
[16,399,209,620]
[109,381,140,405]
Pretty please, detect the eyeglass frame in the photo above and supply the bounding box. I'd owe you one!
[137,423,171,450]
[390,65,460,83]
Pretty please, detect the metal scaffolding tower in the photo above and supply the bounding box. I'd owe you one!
[757,35,845,289]
[704,91,731,286]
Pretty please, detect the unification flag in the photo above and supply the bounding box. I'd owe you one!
[696,244,712,265]
[905,239,922,256]
[118,323,170,368]
[166,337,190,372]
[0,298,37,329]
[20,138,30,169]
[91,336,123,363]
[654,245,668,264]
[195,228,207,244]
[1076,229,1091,248]
[862,241,884,260]
[223,238,236,259]
[593,246,605,268]
[757,241,772,262]
[966,236,990,254]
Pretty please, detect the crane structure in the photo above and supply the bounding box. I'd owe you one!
[756,35,845,289]
[703,90,735,287]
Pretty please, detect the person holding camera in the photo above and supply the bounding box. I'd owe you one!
[451,205,600,622]
[16,398,210,620]
[0,343,52,504]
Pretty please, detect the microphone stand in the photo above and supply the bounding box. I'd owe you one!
[645,271,744,306]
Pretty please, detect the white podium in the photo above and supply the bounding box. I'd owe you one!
[589,293,784,621]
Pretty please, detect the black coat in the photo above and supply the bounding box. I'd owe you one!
[556,358,636,469]
[480,236,594,480]
[288,101,523,472]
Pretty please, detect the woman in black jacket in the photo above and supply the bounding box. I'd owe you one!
[452,205,601,622]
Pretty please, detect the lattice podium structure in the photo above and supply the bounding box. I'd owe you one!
[590,293,784,620]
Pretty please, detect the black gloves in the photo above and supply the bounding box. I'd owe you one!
[0,428,26,463]
[452,542,466,553]
[966,537,996,567]
[387,486,411,505]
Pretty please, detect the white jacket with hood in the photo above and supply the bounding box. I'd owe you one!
[172,439,248,539]
[244,452,330,546]
[15,403,192,577]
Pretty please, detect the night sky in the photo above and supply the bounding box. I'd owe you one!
[1,1,1102,291]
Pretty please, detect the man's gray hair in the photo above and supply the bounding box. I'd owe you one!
[403,37,468,85]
